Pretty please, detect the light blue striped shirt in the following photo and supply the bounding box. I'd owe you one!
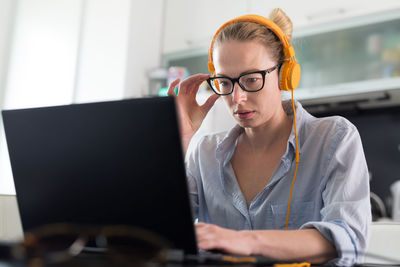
[185,100,371,266]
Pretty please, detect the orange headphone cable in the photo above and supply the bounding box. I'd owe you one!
[285,89,300,230]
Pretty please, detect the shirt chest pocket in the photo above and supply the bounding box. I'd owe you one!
[271,201,315,230]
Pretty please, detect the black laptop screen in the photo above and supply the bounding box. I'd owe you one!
[2,96,197,254]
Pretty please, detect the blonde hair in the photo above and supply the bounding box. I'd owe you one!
[213,8,293,64]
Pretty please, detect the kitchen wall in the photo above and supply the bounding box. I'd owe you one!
[0,0,15,196]
[0,195,22,242]
[0,0,164,240]
[0,0,164,196]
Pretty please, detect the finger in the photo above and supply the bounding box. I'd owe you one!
[180,74,209,87]
[195,223,212,238]
[196,230,221,251]
[195,222,211,231]
[180,74,209,95]
[189,80,210,96]
[181,79,209,98]
[167,78,180,96]
[195,223,207,235]
[200,94,220,114]
[198,239,218,251]
[195,223,221,240]
[196,228,215,243]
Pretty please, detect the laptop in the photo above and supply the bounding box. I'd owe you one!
[2,96,277,265]
[2,96,197,254]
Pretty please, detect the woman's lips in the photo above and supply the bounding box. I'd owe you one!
[234,110,255,120]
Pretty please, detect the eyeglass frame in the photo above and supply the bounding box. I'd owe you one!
[10,223,172,266]
[207,64,281,96]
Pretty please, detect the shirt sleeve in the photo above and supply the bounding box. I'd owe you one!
[185,137,202,222]
[301,124,371,266]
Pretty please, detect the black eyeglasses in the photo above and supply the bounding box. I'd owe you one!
[6,223,171,266]
[207,64,280,95]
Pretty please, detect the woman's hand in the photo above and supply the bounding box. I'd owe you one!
[195,222,337,263]
[167,74,219,154]
[195,222,254,255]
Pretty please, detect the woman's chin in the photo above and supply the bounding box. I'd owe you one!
[235,119,256,128]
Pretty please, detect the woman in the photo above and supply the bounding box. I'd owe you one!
[168,8,371,265]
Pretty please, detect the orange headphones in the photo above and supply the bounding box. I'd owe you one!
[208,14,301,230]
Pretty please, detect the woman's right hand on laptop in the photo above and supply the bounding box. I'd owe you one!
[167,74,220,155]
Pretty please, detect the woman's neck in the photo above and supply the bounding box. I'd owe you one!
[240,106,292,153]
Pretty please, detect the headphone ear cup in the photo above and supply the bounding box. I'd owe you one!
[279,61,301,91]
[289,61,301,90]
[279,62,290,91]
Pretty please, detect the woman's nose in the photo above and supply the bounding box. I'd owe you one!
[232,83,247,104]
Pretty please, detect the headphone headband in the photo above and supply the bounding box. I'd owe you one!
[208,14,295,73]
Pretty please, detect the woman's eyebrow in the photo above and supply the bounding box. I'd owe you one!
[216,69,262,77]
[240,69,262,75]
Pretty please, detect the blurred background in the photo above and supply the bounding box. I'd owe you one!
[0,0,400,240]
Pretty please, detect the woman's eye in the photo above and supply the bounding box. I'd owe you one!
[246,78,259,83]
[218,80,230,87]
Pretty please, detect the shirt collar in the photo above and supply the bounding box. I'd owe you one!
[215,99,309,163]
[282,99,307,155]
[215,124,243,165]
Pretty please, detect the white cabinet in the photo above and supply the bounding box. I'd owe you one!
[163,7,400,110]
[249,0,400,29]
[163,0,400,54]
[162,0,249,54]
